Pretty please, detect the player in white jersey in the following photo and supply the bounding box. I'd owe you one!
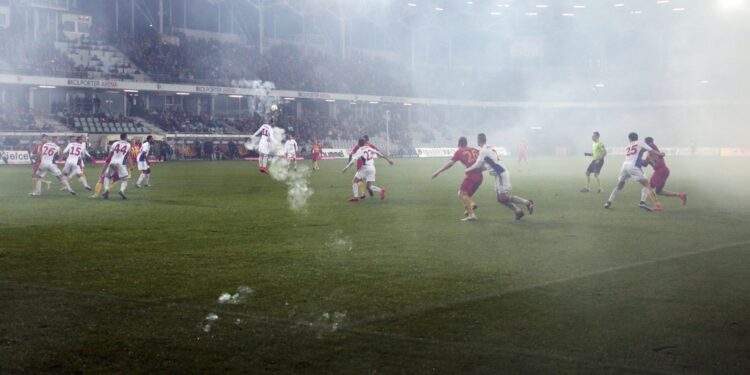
[465,133,534,220]
[30,136,76,196]
[604,132,664,212]
[61,135,92,191]
[342,138,394,202]
[103,133,131,200]
[250,120,276,174]
[283,133,298,171]
[136,135,153,188]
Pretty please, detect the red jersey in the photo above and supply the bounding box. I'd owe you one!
[452,147,481,174]
[31,143,43,165]
[645,144,667,170]
[311,144,322,154]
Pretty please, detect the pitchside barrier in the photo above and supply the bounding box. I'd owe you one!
[415,147,509,157]
[0,150,31,165]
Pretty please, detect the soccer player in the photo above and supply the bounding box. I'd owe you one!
[136,135,153,188]
[102,133,132,200]
[250,120,275,173]
[30,136,75,196]
[342,138,394,202]
[348,135,382,199]
[517,139,529,171]
[284,134,298,171]
[432,136,483,221]
[642,137,687,205]
[604,132,664,212]
[311,138,322,171]
[61,135,92,191]
[581,131,607,193]
[29,134,52,193]
[466,133,534,220]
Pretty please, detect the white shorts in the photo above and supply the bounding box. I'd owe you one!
[286,153,296,161]
[62,162,82,176]
[618,163,647,183]
[354,165,376,182]
[493,171,512,194]
[137,160,150,171]
[36,161,62,178]
[258,141,270,155]
[106,163,129,180]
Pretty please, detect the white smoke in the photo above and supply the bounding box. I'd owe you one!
[242,80,279,118]
[202,312,219,333]
[325,230,353,252]
[266,127,315,212]
[217,285,254,305]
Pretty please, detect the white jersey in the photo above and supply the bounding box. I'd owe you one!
[284,139,297,155]
[63,142,87,165]
[139,141,151,161]
[253,124,274,144]
[40,142,60,164]
[623,140,653,167]
[109,140,131,164]
[466,145,506,175]
[346,145,382,169]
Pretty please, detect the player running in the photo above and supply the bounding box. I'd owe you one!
[432,136,483,221]
[604,132,664,212]
[30,136,76,196]
[642,137,687,205]
[30,134,52,193]
[342,138,394,202]
[136,135,153,188]
[581,131,607,193]
[311,138,322,171]
[249,120,276,174]
[466,133,534,220]
[284,134,298,171]
[102,133,132,200]
[348,135,382,199]
[61,135,92,191]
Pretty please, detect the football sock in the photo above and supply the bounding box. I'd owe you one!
[137,174,145,185]
[103,177,110,191]
[120,181,128,192]
[608,187,620,203]
[460,194,475,216]
[352,182,359,197]
[511,196,529,205]
[640,186,649,203]
[503,201,520,213]
[79,176,90,189]
[358,181,366,196]
[34,179,42,194]
[586,175,591,189]
[61,177,72,191]
[144,174,150,185]
[95,182,103,195]
[370,185,382,193]
[595,176,602,190]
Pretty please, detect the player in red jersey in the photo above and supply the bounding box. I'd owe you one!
[517,138,529,171]
[311,137,322,171]
[432,137,483,221]
[642,137,687,205]
[29,134,52,192]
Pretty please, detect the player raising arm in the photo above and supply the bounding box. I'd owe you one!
[30,136,76,196]
[342,138,394,202]
[432,136,483,221]
[604,132,664,211]
[250,120,275,174]
[102,133,132,200]
[466,133,534,220]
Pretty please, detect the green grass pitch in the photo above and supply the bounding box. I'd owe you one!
[1,157,749,374]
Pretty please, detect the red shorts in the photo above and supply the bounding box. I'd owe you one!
[460,172,483,197]
[312,152,322,161]
[650,167,670,190]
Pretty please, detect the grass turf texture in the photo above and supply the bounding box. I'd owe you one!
[1,157,749,374]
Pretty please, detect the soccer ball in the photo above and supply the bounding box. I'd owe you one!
[270,104,278,112]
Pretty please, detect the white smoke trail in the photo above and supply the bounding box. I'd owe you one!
[266,127,315,212]
[202,312,219,332]
[217,285,254,305]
